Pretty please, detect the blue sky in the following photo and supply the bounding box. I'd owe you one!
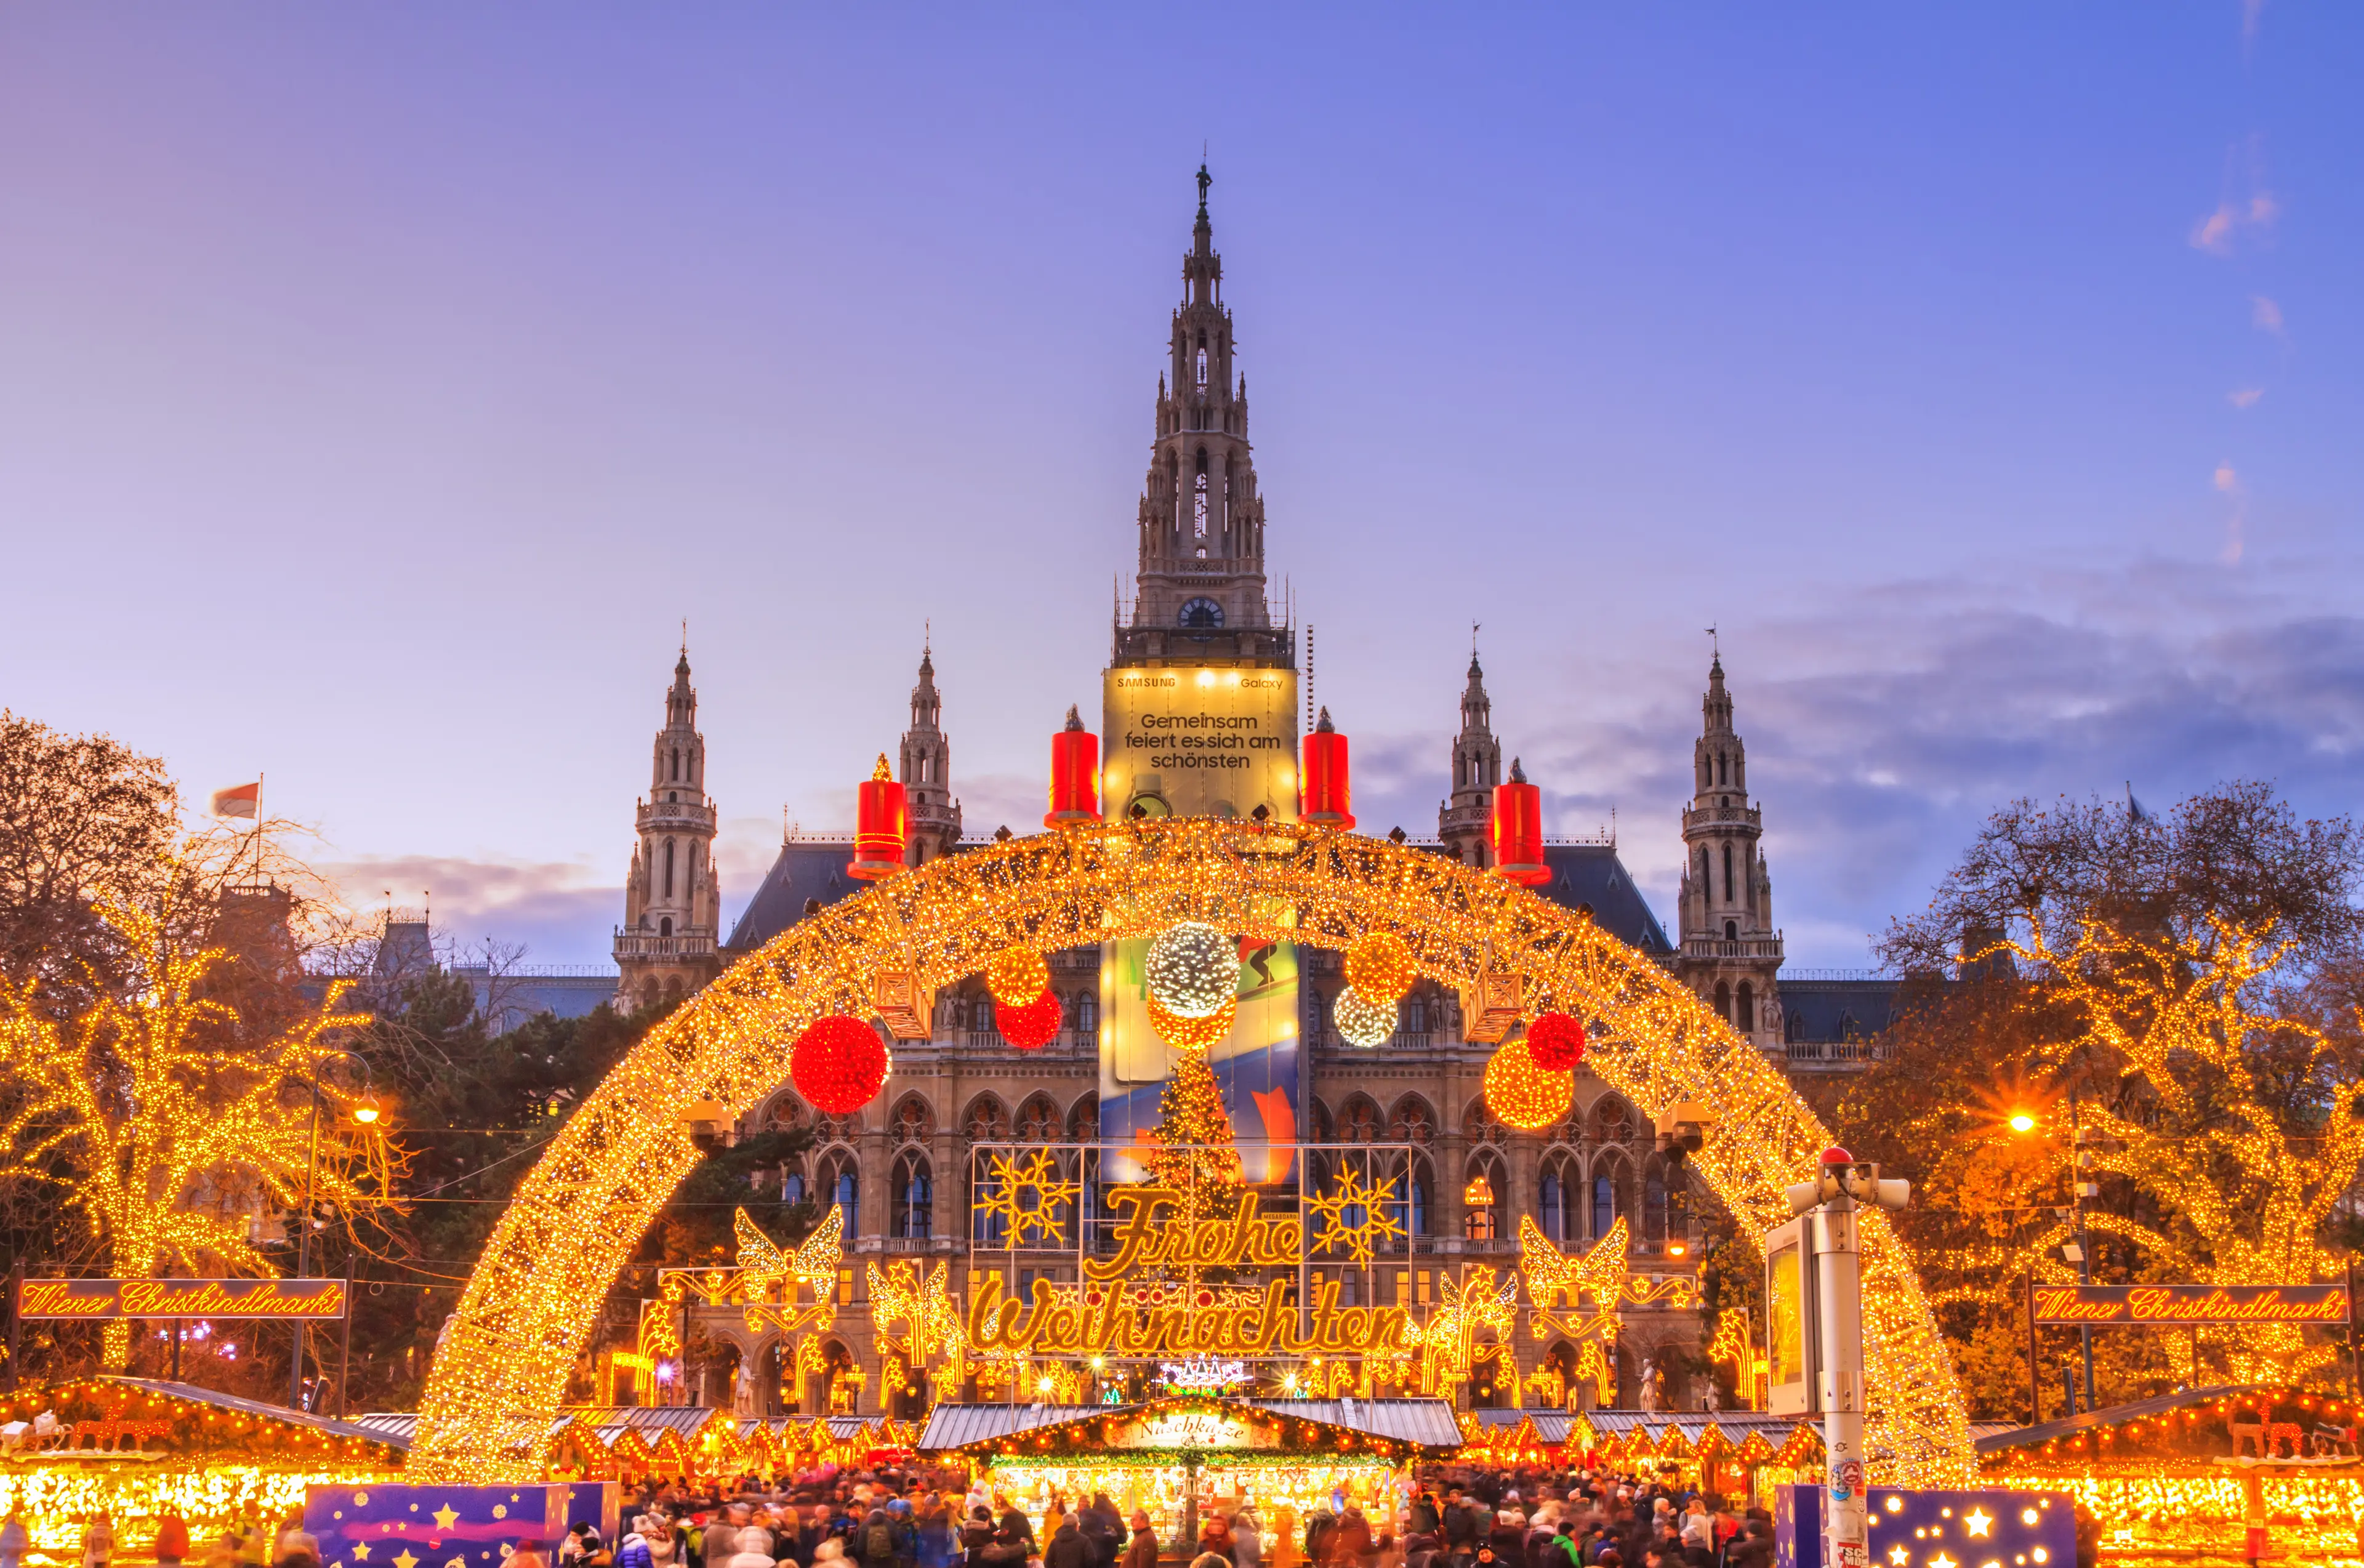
[3,5,2358,968]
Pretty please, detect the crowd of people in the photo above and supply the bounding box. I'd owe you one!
[0,1465,2100,1568]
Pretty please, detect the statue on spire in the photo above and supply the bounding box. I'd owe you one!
[1196,161,1211,217]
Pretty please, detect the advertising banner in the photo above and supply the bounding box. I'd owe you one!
[1098,664,1301,1182]
[15,1277,349,1321]
[2029,1284,2350,1326]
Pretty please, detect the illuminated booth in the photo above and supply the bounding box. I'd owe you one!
[917,1396,1461,1554]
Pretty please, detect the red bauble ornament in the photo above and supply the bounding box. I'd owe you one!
[790,1014,888,1114]
[998,989,1064,1051]
[1526,1010,1586,1071]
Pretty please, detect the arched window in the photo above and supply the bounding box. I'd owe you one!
[1388,1157,1432,1240]
[1388,1098,1435,1146]
[1193,449,1210,540]
[1713,980,1732,1024]
[664,838,677,898]
[1718,751,1728,786]
[1015,1094,1060,1142]
[892,1096,935,1144]
[1787,1008,1806,1045]
[1066,1095,1100,1141]
[1339,1097,1381,1143]
[1591,1165,1625,1239]
[1196,344,1208,387]
[1592,1096,1634,1145]
[818,1151,858,1238]
[891,1152,932,1239]
[1725,919,1739,940]
[1540,1167,1567,1244]
[1737,982,1755,1034]
[1699,847,1713,902]
[1464,1154,1502,1241]
[1723,842,1735,900]
[1075,991,1098,1035]
[780,1165,806,1205]
[963,1096,1010,1143]
[1402,994,1427,1037]
[659,916,673,937]
[1644,1157,1668,1242]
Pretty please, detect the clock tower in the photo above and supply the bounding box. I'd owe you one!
[1114,164,1289,669]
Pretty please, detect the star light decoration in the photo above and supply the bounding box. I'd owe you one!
[1305,1167,1407,1264]
[410,818,1971,1485]
[975,1149,1081,1248]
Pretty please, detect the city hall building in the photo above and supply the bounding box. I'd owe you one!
[604,172,1895,1417]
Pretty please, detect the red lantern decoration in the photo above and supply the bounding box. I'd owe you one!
[790,1015,888,1114]
[1489,758,1549,885]
[1526,1010,1586,1071]
[1300,707,1355,829]
[996,989,1063,1051]
[848,754,907,879]
[1044,707,1100,827]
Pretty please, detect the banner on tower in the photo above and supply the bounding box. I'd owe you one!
[1098,664,1301,1181]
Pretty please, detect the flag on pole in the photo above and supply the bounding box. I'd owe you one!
[210,782,261,819]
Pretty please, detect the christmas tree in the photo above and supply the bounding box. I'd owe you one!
[1143,1045,1242,1221]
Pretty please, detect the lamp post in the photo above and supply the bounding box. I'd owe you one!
[2011,1095,2096,1414]
[288,1050,379,1409]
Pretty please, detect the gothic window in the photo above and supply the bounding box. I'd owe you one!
[891,1152,932,1239]
[1699,846,1713,903]
[1713,980,1732,1024]
[1462,1099,1503,1146]
[1387,1096,1435,1146]
[659,916,673,937]
[1718,751,1729,786]
[1015,1093,1060,1142]
[780,1166,806,1205]
[817,1151,858,1239]
[1075,990,1098,1035]
[1464,1152,1503,1240]
[963,1096,1010,1142]
[1644,1157,1669,1241]
[1787,1008,1806,1045]
[1540,1164,1569,1244]
[1723,842,1735,899]
[1738,981,1755,1033]
[1389,1157,1433,1240]
[1338,1096,1381,1143]
[1590,1166,1624,1240]
[1193,449,1210,539]
[1726,919,1738,940]
[1592,1096,1634,1144]
[1196,345,1208,387]
[1066,1094,1099,1141]
[892,1095,935,1144]
[664,838,677,898]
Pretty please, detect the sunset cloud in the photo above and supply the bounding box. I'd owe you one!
[2251,294,2285,336]
[2229,387,2264,408]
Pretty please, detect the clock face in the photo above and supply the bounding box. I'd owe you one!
[1180,597,1225,629]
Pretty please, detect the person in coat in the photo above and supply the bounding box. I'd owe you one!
[1122,1514,1157,1568]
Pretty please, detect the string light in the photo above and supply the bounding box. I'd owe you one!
[1143,921,1238,1017]
[409,818,1971,1484]
[789,1014,890,1114]
[1148,992,1234,1051]
[1344,931,1416,1003]
[1332,985,1396,1047]
[985,947,1050,1008]
[1524,1010,1587,1071]
[1482,1036,1574,1129]
[995,989,1063,1050]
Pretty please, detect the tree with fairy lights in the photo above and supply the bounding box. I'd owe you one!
[1141,1045,1242,1224]
[1833,783,2364,1413]
[0,846,405,1372]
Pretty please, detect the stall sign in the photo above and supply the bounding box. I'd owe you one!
[17,1277,348,1321]
[2029,1284,2349,1326]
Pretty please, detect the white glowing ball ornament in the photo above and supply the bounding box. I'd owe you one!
[1144,921,1240,1018]
[1332,985,1397,1047]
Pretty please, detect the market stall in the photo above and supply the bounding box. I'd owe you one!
[0,1377,405,1567]
[917,1396,1461,1556]
[1977,1383,2363,1563]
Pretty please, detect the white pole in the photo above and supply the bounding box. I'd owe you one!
[1814,1199,1867,1568]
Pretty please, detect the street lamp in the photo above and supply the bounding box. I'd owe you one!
[289,1049,380,1410]
[2009,1098,2098,1415]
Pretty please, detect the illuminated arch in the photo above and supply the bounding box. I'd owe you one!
[412,819,1970,1482]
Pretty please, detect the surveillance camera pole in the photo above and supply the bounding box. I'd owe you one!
[1786,1146,1908,1568]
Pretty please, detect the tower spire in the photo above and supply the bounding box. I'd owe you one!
[1114,164,1284,667]
[900,641,960,863]
[616,645,720,1005]
[1674,645,1783,1054]
[1439,651,1502,866]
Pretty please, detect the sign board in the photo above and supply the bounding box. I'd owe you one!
[1764,1217,1817,1417]
[1098,664,1302,1183]
[2029,1284,2351,1326]
[16,1277,348,1321]
[1775,1487,2074,1568]
[1108,1408,1279,1452]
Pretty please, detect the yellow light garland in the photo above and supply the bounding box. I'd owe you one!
[411,818,1972,1484]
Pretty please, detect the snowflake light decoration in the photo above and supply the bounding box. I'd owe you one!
[1306,1167,1407,1264]
[975,1149,1080,1248]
